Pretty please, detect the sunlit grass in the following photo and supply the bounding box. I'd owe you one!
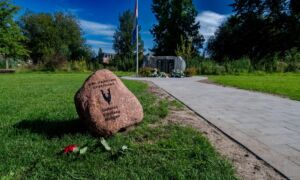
[0,73,236,179]
[210,73,300,101]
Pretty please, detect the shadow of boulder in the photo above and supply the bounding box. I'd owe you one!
[14,118,88,138]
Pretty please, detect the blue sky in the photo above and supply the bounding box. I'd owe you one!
[12,0,234,53]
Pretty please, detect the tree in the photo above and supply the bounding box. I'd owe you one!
[175,36,194,60]
[19,11,89,67]
[97,48,104,62]
[0,0,28,69]
[113,10,143,71]
[290,0,300,16]
[151,0,204,56]
[207,0,300,63]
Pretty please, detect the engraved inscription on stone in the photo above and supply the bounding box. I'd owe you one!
[101,106,121,121]
[87,78,121,121]
[101,88,112,104]
[88,78,117,89]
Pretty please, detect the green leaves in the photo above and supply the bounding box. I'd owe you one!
[151,0,204,56]
[100,137,112,151]
[208,0,300,63]
[0,0,28,60]
[79,147,88,155]
[112,10,144,71]
[19,11,92,65]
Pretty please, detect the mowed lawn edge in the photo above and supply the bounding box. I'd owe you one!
[209,73,300,101]
[0,73,237,179]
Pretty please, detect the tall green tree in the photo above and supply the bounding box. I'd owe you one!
[20,12,89,66]
[207,0,300,63]
[151,0,204,56]
[0,0,28,69]
[97,48,104,62]
[113,10,143,70]
[209,0,267,62]
[290,0,300,16]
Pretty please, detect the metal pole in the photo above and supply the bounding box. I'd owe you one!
[136,0,139,77]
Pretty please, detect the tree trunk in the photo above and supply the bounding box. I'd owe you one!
[6,58,9,69]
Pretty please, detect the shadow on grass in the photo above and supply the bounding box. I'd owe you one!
[14,118,89,138]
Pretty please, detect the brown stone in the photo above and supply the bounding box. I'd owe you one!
[74,69,143,136]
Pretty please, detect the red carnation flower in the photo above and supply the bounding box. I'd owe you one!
[63,144,78,154]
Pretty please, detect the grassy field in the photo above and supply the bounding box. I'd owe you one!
[210,73,300,101]
[0,73,236,179]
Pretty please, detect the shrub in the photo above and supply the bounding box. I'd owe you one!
[285,48,300,72]
[214,65,226,75]
[87,60,104,72]
[185,67,197,77]
[224,57,251,74]
[111,56,136,71]
[275,61,288,73]
[139,67,154,77]
[106,66,118,72]
[43,54,68,71]
[70,59,89,72]
[186,56,205,69]
[199,60,218,75]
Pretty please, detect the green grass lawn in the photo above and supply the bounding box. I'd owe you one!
[209,73,300,101]
[0,73,236,179]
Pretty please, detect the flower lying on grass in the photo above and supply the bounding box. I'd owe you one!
[61,138,128,157]
[62,144,88,155]
[63,145,78,154]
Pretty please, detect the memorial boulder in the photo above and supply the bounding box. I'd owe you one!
[74,70,143,136]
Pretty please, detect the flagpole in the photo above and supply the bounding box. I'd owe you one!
[136,0,139,77]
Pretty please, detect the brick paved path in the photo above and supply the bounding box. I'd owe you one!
[124,76,300,179]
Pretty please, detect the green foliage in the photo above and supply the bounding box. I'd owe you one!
[111,56,137,71]
[113,10,143,71]
[199,60,219,75]
[139,67,155,77]
[184,67,197,77]
[207,0,300,64]
[0,73,236,179]
[87,60,104,72]
[186,56,205,68]
[175,36,195,60]
[290,0,300,16]
[0,0,28,67]
[224,57,252,74]
[97,48,104,62]
[151,0,204,56]
[285,48,300,72]
[69,59,89,72]
[19,11,92,68]
[187,55,299,75]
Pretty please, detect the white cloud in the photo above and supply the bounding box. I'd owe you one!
[79,19,115,36]
[86,40,113,53]
[196,11,229,41]
[86,40,112,47]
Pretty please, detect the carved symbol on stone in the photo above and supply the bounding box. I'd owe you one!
[101,88,112,105]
